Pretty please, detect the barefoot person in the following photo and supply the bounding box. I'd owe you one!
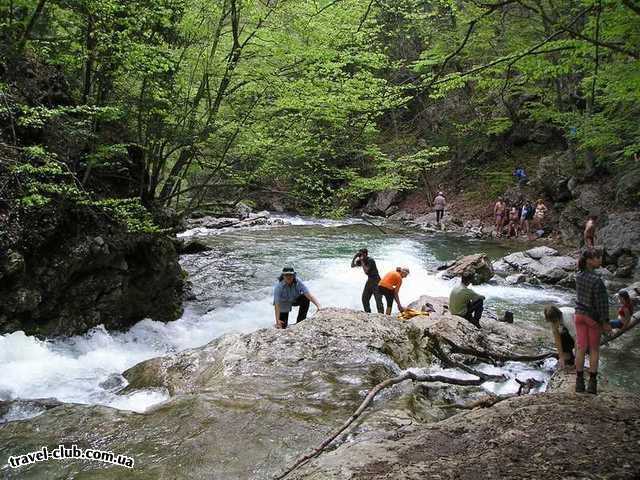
[494,198,506,237]
[574,249,611,394]
[378,267,409,315]
[434,191,446,225]
[533,198,548,234]
[507,206,520,237]
[584,216,596,248]
[544,305,576,369]
[351,248,383,313]
[273,267,321,329]
[449,271,485,328]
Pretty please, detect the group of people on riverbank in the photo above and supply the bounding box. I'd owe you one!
[494,197,547,238]
[544,248,636,395]
[272,249,411,329]
[273,247,485,330]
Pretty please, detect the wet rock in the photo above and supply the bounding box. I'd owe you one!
[442,253,494,284]
[558,201,586,246]
[524,246,558,260]
[502,250,576,285]
[0,398,62,423]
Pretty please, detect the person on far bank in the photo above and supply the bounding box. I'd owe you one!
[584,215,596,249]
[351,248,384,314]
[507,206,520,237]
[449,272,485,329]
[494,197,506,237]
[533,198,547,234]
[574,249,611,394]
[378,267,410,315]
[520,200,533,236]
[434,192,446,225]
[273,267,321,329]
[544,305,576,369]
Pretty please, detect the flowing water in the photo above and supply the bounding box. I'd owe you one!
[1,216,637,423]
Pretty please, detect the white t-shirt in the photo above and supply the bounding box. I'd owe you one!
[558,307,576,339]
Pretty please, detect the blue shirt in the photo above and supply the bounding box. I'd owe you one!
[273,279,309,312]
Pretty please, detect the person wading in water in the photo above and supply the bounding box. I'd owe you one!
[378,267,409,315]
[574,248,611,394]
[351,248,383,314]
[273,267,321,329]
[494,197,506,237]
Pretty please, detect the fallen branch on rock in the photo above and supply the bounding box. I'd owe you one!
[430,338,506,381]
[274,371,490,480]
[442,393,514,410]
[442,337,556,363]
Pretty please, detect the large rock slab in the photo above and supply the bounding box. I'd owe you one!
[0,307,551,479]
[289,390,640,480]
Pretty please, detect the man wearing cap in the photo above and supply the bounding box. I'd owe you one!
[273,267,321,329]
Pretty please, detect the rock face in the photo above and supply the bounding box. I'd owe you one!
[289,390,640,480]
[0,307,553,479]
[0,232,184,337]
[442,253,494,284]
[598,212,640,257]
[363,190,403,217]
[501,247,576,285]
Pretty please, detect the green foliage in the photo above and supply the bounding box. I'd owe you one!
[79,198,159,233]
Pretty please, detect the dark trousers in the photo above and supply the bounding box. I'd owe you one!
[464,298,484,328]
[278,295,310,329]
[436,209,444,223]
[561,329,576,365]
[379,286,395,311]
[362,278,384,313]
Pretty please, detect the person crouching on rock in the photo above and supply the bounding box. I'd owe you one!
[273,267,321,329]
[449,272,485,329]
[378,267,409,315]
[574,248,611,394]
[544,305,576,369]
[351,248,384,314]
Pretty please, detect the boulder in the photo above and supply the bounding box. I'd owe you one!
[574,184,609,217]
[533,152,573,201]
[502,250,576,285]
[505,273,528,285]
[597,212,640,257]
[615,254,638,278]
[234,202,252,220]
[615,168,640,207]
[442,253,494,284]
[524,246,558,260]
[364,190,402,216]
[558,201,586,245]
[178,239,212,255]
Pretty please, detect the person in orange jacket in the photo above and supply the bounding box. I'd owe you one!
[378,267,410,315]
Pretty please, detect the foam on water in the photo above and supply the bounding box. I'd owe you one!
[0,222,572,421]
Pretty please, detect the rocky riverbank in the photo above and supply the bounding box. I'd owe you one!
[2,303,636,479]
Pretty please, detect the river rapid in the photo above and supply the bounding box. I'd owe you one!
[1,216,637,423]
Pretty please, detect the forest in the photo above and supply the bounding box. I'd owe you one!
[1,0,639,219]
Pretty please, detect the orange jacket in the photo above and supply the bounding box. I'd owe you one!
[379,271,402,291]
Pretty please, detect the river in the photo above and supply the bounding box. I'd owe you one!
[1,216,637,423]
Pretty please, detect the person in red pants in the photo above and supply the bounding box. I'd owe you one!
[574,249,611,394]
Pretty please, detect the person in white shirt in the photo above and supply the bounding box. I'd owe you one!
[544,305,576,369]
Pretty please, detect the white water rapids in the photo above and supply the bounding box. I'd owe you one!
[0,216,574,422]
